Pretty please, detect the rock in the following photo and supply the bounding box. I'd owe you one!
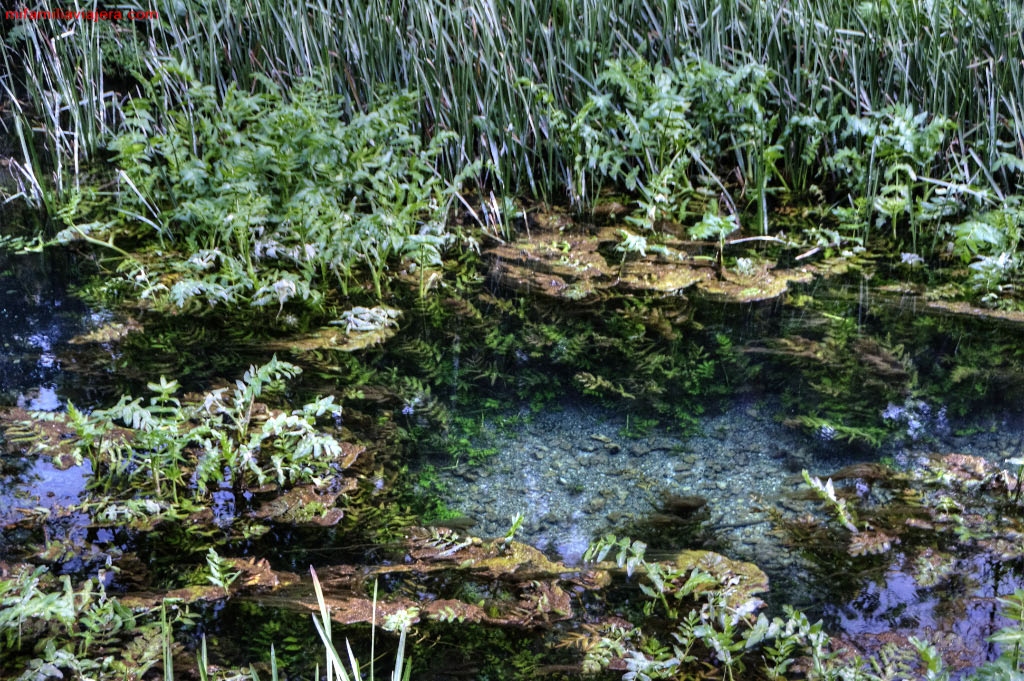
[661,495,708,516]
[630,444,650,456]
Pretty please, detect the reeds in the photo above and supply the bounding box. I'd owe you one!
[1,0,117,213]
[4,0,1023,212]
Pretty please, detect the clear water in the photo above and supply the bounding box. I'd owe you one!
[429,393,1024,670]
[3,246,1024,674]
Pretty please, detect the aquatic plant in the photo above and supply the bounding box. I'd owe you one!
[205,548,242,594]
[311,569,411,681]
[754,312,916,446]
[13,358,349,507]
[0,565,166,679]
[578,534,858,681]
[802,470,859,534]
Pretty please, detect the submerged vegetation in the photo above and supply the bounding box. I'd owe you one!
[5,0,1024,678]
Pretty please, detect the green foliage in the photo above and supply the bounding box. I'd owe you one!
[948,203,1024,301]
[827,104,967,250]
[579,535,857,681]
[311,570,412,681]
[537,57,772,227]
[408,465,463,523]
[0,566,164,679]
[577,533,992,681]
[104,72,466,310]
[34,358,344,503]
[205,548,242,592]
[983,590,1024,676]
[802,470,860,533]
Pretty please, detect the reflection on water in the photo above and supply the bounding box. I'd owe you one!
[1,251,95,565]
[827,553,1019,669]
[0,457,92,528]
[1,252,89,410]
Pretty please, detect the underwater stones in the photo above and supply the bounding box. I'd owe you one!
[455,469,479,482]
[628,443,651,456]
[541,511,562,526]
[660,494,707,517]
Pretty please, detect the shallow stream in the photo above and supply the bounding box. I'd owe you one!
[3,247,1024,675]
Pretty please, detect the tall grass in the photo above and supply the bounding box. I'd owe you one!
[1,0,118,214]
[4,0,1024,210]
